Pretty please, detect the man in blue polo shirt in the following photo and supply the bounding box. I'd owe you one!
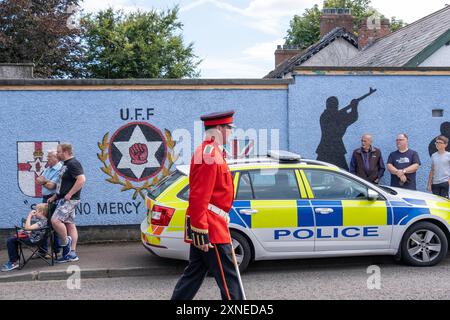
[36,151,62,202]
[36,150,62,255]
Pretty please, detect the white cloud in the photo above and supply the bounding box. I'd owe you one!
[181,0,449,34]
[79,0,450,79]
[180,0,243,14]
[243,39,283,61]
[200,38,284,78]
[199,57,269,78]
[181,0,312,17]
[371,0,448,22]
[81,0,152,14]
[245,0,311,18]
[181,0,314,35]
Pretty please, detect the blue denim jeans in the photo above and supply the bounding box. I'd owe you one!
[6,236,33,263]
[38,233,60,253]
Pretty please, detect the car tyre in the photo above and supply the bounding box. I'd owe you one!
[401,221,448,267]
[230,230,252,273]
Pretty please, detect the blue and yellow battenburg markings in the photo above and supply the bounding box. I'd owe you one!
[389,199,430,225]
[230,198,449,240]
[392,198,450,225]
[231,200,314,229]
[232,199,389,229]
[426,199,450,222]
[232,198,449,229]
[312,200,389,227]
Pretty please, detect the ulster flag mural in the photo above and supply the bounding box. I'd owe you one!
[224,138,255,159]
[17,141,59,198]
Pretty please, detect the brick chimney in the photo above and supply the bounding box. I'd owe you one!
[320,8,354,38]
[274,45,303,67]
[358,17,391,49]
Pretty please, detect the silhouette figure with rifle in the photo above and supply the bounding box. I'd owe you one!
[316,88,377,170]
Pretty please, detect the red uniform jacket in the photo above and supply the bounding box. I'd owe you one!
[184,138,234,244]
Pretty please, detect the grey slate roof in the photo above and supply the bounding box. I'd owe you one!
[344,5,450,67]
[264,27,358,79]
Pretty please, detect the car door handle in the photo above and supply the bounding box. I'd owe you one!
[239,209,258,215]
[315,208,334,215]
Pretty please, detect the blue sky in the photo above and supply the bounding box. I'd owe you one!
[80,0,450,78]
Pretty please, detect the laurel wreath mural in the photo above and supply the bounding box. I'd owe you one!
[97,129,179,200]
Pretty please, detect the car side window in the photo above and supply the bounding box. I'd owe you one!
[303,169,368,200]
[235,171,254,200]
[236,169,301,200]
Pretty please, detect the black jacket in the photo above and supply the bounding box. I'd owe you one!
[349,147,385,183]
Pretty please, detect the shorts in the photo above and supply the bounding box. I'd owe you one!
[54,199,80,224]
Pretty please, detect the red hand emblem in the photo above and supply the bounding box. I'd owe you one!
[130,143,148,165]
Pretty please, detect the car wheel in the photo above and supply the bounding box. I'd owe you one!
[230,230,251,273]
[401,222,448,267]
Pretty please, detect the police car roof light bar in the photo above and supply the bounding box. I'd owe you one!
[267,150,302,162]
[227,157,276,165]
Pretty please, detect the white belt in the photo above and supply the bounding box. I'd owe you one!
[208,203,229,220]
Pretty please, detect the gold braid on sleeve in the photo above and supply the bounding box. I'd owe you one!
[191,227,209,246]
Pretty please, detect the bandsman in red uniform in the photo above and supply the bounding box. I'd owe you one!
[171,110,245,300]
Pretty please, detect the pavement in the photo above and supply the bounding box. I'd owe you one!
[0,241,187,283]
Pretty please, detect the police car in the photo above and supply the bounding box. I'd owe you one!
[141,151,450,271]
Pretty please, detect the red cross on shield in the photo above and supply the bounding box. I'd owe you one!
[17,141,59,198]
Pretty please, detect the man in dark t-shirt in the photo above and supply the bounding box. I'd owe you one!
[56,157,84,200]
[48,143,85,263]
[387,134,421,190]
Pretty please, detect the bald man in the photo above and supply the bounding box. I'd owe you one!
[36,151,62,203]
[349,134,385,184]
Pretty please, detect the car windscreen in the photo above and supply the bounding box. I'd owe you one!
[147,171,183,199]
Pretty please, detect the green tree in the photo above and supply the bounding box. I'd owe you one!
[285,4,322,49]
[390,17,406,32]
[82,6,200,79]
[0,0,85,78]
[285,0,405,49]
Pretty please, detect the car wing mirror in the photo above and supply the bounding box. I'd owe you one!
[368,189,379,201]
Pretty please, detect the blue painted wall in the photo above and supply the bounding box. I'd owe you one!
[0,74,448,228]
[289,74,450,188]
[0,88,288,228]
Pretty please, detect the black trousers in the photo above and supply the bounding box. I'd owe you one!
[171,244,244,300]
[432,182,449,198]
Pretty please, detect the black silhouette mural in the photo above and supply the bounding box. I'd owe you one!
[428,121,450,156]
[316,88,377,170]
